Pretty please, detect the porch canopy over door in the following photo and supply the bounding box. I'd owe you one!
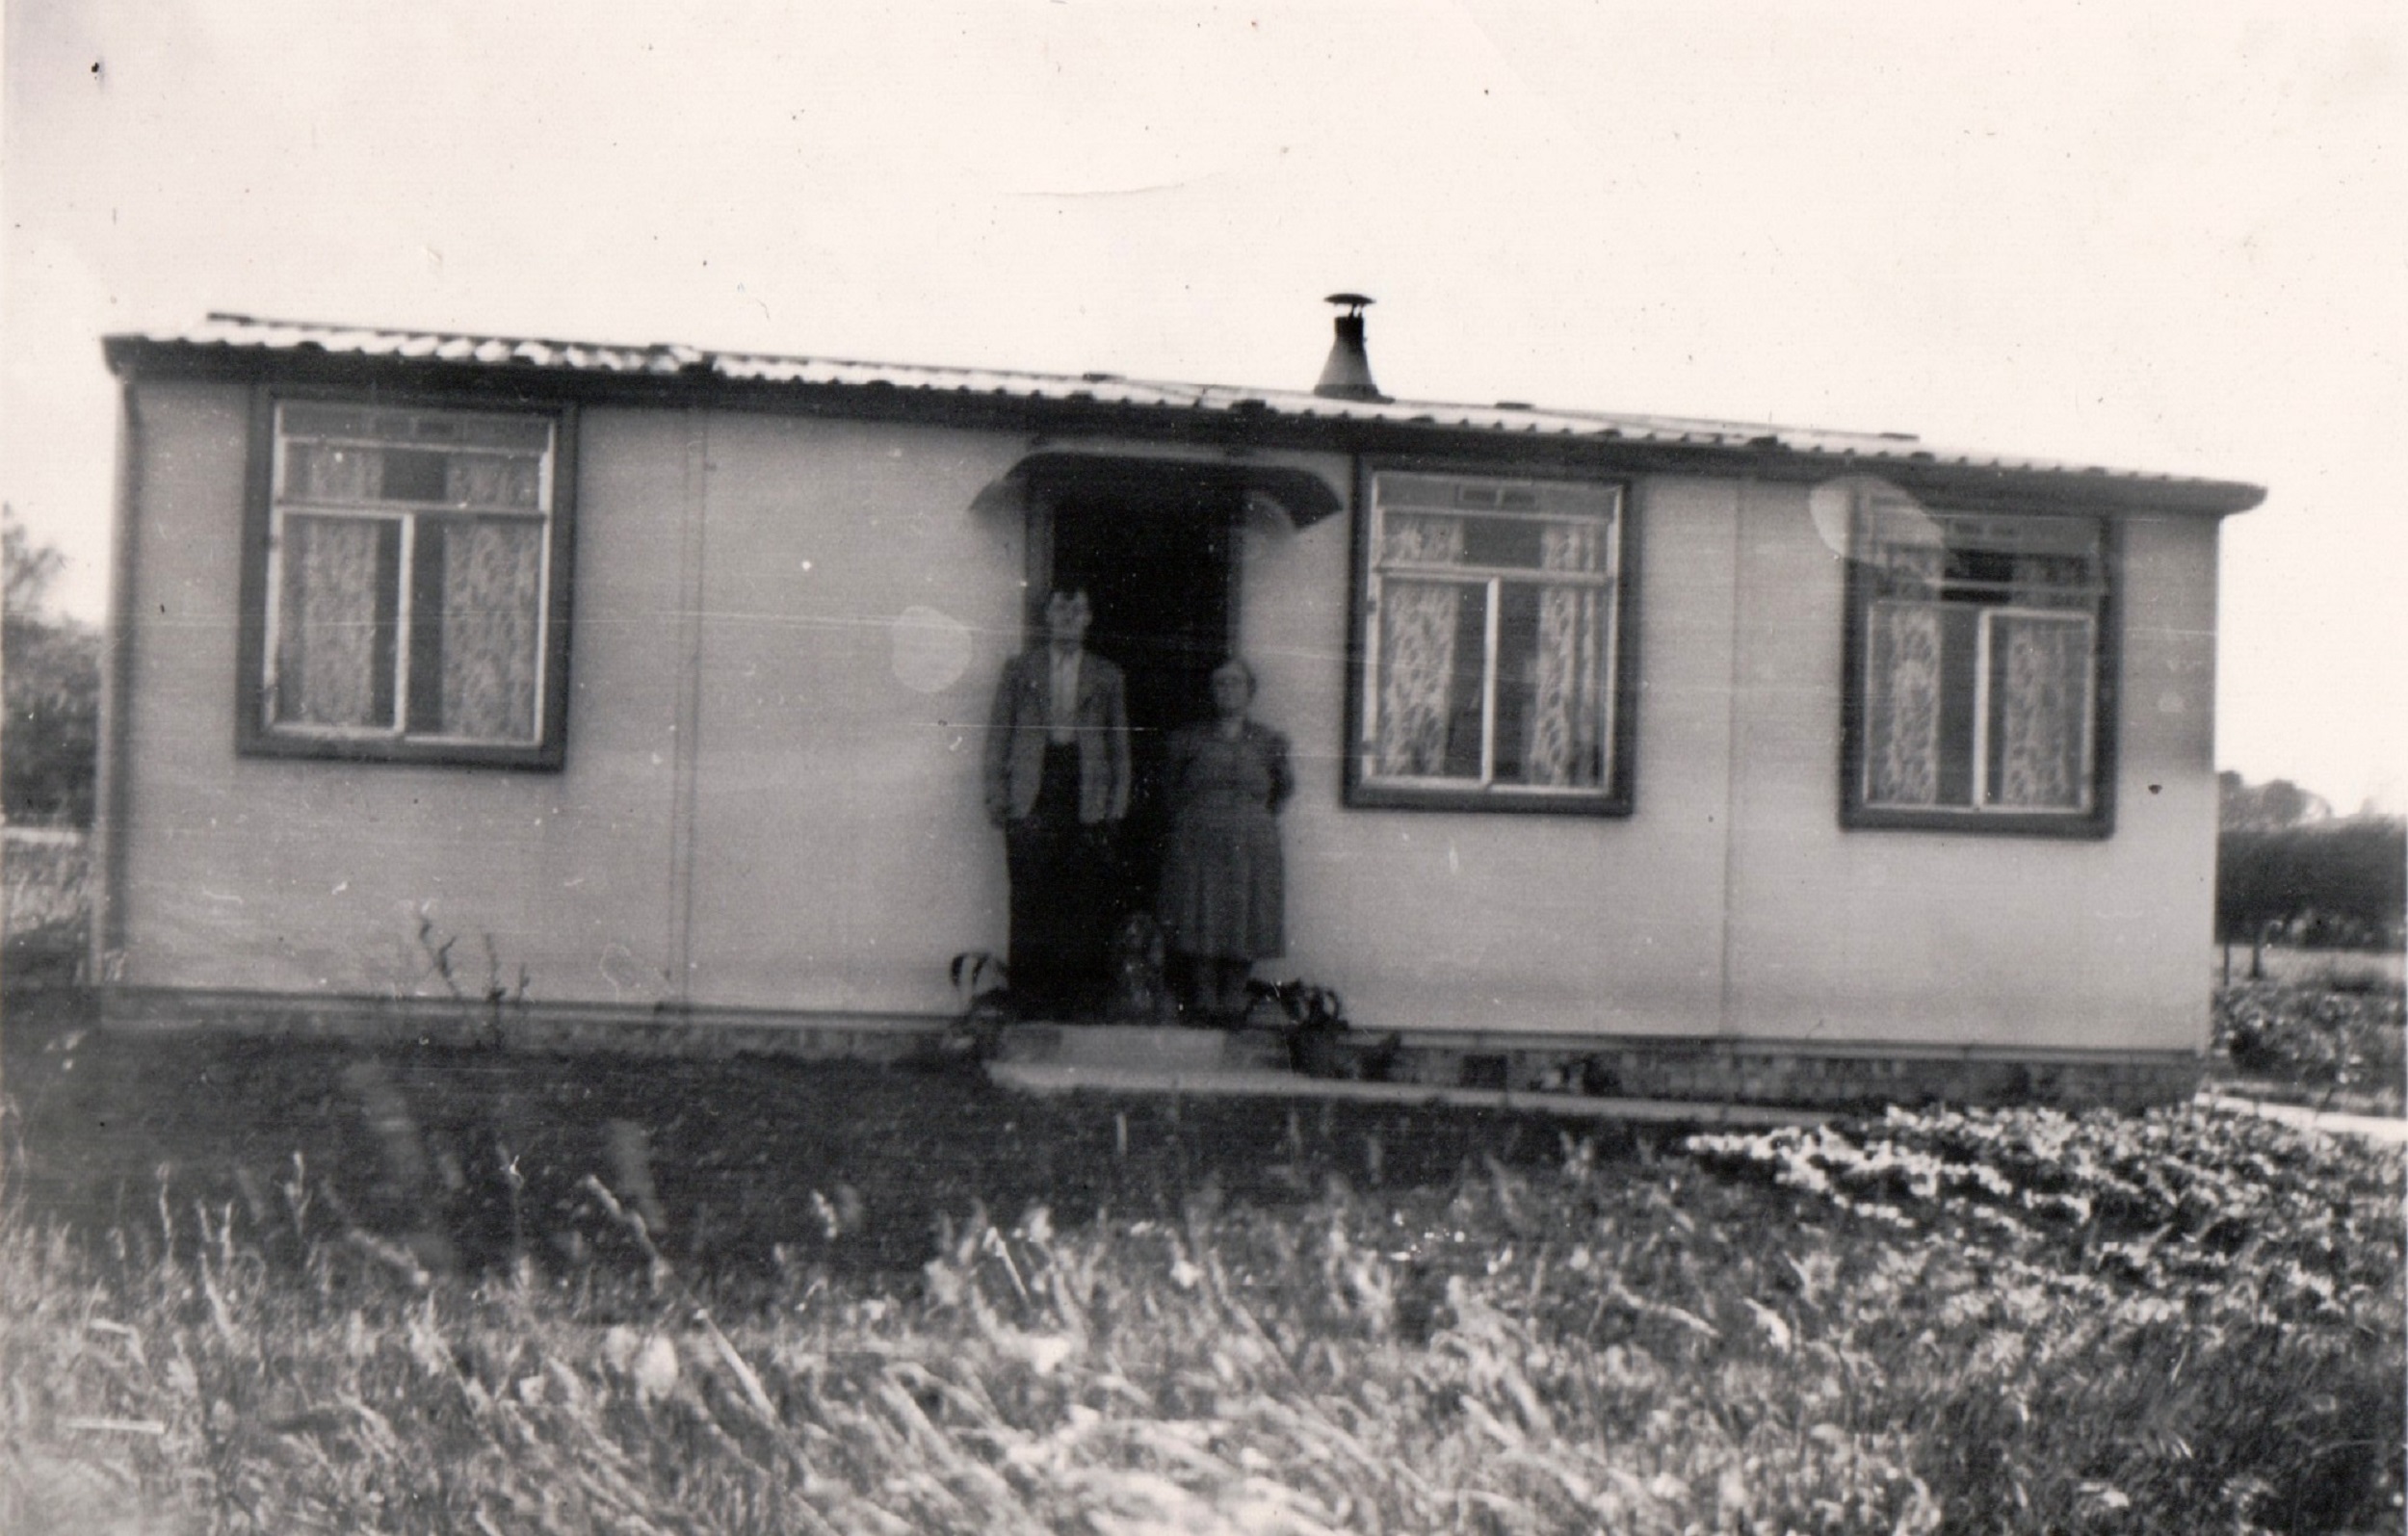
[1000,451,1345,529]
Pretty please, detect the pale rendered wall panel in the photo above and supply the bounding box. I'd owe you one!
[680,414,1027,1014]
[110,388,688,1003]
[1721,483,2220,1052]
[1271,476,1742,1038]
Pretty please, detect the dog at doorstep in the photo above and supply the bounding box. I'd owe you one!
[1106,911,1179,1026]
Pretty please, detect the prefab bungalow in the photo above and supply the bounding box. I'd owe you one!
[92,307,2262,1106]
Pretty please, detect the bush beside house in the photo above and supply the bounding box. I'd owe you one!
[2217,772,2407,966]
[2,511,100,830]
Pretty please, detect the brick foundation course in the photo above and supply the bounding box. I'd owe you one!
[97,987,2203,1111]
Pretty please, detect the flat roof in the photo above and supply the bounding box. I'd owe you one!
[103,313,2264,517]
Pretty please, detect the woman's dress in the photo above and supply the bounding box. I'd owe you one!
[1155,720,1292,961]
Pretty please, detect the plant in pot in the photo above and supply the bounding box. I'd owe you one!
[1245,978,1351,1078]
[942,950,1012,1062]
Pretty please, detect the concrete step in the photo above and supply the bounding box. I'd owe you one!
[994,1023,1289,1071]
[985,1060,1824,1124]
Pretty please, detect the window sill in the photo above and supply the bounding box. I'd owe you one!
[1841,804,2113,840]
[1346,781,1634,818]
[236,730,564,772]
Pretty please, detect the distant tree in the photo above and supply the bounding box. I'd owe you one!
[2218,770,2332,832]
[2218,771,2407,974]
[3,508,101,826]
[2293,818,2408,949]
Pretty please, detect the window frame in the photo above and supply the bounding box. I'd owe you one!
[1838,495,2119,838]
[1344,458,1639,816]
[235,387,578,769]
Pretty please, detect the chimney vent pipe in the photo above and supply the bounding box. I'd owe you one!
[1313,293,1387,403]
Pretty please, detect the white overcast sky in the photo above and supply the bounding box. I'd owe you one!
[5,1,2402,811]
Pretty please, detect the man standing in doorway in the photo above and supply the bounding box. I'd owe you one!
[984,587,1132,1020]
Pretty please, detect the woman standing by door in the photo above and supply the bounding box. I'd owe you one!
[1155,658,1293,1023]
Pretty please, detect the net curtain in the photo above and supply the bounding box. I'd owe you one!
[1374,514,1469,775]
[1373,513,1603,786]
[276,515,385,727]
[1993,614,2087,809]
[434,520,542,741]
[1862,546,2089,811]
[1525,520,1604,788]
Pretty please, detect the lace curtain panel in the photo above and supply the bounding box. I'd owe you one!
[275,515,390,728]
[430,520,543,741]
[1523,520,1604,788]
[1991,614,2089,809]
[1865,600,1944,806]
[1374,514,1468,775]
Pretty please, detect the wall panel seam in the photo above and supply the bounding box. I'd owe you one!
[667,408,710,1004]
[1716,481,1748,1038]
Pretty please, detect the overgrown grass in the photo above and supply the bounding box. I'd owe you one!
[2,825,87,975]
[2,1027,1590,1284]
[3,1097,2398,1535]
[6,859,2401,1530]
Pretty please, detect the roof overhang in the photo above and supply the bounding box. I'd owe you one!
[102,317,2268,521]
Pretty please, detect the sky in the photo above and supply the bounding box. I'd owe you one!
[4,0,2402,813]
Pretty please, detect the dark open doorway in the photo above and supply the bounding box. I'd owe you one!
[1044,471,1240,917]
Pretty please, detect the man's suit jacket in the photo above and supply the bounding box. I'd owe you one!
[983,648,1132,825]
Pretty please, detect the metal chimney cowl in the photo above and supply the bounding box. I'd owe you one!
[1313,293,1387,403]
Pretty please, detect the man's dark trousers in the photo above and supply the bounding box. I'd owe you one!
[1006,742,1116,1019]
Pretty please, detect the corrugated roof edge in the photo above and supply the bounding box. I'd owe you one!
[100,314,2265,515]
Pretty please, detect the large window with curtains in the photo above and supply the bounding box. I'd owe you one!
[1842,494,2113,834]
[1348,468,1634,814]
[239,399,574,768]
